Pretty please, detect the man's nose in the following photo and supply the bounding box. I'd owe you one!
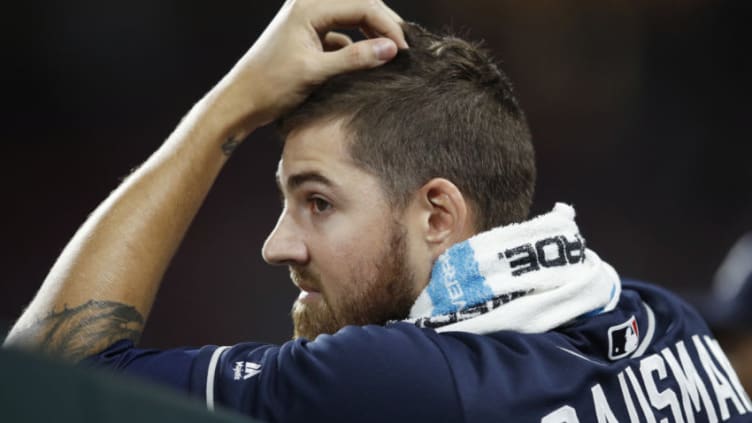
[262,212,308,266]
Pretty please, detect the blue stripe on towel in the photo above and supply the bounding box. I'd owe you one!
[427,241,494,316]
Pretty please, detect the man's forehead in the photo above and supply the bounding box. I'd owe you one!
[275,159,284,182]
[282,118,352,158]
[274,156,343,195]
[275,120,357,185]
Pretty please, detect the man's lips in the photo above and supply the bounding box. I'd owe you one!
[292,278,320,294]
[294,281,320,293]
[297,290,323,304]
[290,268,322,303]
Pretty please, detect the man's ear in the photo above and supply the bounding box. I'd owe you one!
[412,178,474,257]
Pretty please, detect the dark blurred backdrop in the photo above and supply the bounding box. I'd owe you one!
[2,0,750,347]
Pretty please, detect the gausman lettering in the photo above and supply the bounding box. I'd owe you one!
[540,335,752,422]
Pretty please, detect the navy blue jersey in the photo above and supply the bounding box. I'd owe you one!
[88,280,752,422]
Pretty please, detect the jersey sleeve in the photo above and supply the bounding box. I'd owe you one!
[87,323,463,423]
[85,338,235,403]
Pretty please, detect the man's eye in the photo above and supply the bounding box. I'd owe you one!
[310,197,332,213]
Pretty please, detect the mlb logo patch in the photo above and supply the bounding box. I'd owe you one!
[608,316,639,360]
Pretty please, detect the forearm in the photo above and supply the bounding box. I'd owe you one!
[3,96,247,361]
[3,0,406,363]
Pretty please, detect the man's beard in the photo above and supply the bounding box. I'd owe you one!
[290,224,417,340]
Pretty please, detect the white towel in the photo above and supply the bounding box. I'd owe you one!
[404,203,621,334]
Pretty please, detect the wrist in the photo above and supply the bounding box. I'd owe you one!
[197,74,270,141]
[169,89,259,159]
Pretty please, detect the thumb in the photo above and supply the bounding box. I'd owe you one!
[320,38,398,76]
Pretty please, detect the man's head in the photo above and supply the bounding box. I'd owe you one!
[263,24,535,340]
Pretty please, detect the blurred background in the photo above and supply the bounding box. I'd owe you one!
[2,0,750,348]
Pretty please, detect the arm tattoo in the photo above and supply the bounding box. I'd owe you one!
[221,135,242,157]
[16,300,144,362]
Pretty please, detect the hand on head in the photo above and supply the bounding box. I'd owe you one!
[205,0,408,140]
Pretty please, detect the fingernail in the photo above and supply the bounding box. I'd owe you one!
[373,40,396,61]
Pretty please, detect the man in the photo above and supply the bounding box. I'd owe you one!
[4,1,751,422]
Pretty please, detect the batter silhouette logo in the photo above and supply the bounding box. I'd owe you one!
[608,316,639,360]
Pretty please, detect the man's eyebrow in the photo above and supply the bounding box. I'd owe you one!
[276,171,337,192]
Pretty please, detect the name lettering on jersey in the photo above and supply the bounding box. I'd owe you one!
[499,234,586,277]
[540,335,752,422]
[608,316,640,360]
[233,361,262,380]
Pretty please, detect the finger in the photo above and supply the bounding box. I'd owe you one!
[360,2,403,39]
[319,37,398,76]
[322,31,353,52]
[308,0,408,49]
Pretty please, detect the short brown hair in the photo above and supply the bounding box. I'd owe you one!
[279,23,536,231]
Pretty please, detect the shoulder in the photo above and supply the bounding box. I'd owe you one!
[620,278,712,335]
[211,323,464,422]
